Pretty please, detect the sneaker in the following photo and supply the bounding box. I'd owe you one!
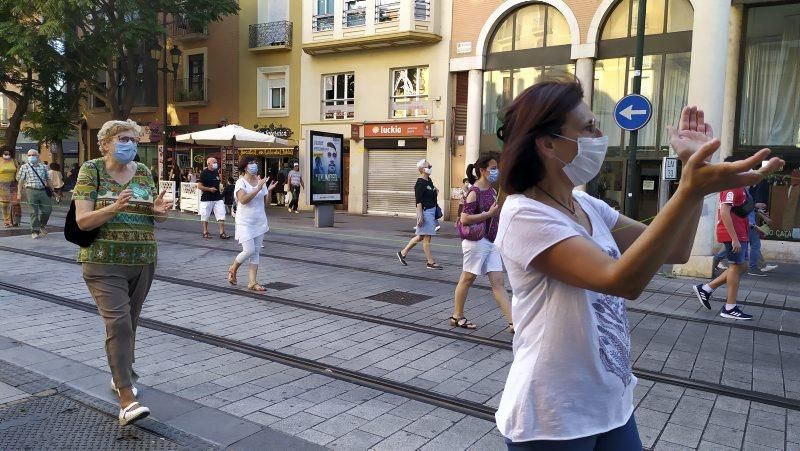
[119,402,150,426]
[294,210,299,214]
[110,379,138,398]
[396,251,407,266]
[692,284,712,310]
[39,228,47,237]
[435,225,441,232]
[761,264,778,272]
[288,207,292,212]
[717,262,728,270]
[748,269,768,277]
[719,305,753,320]
[31,232,39,239]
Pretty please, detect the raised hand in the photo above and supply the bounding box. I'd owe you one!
[153,190,171,215]
[113,189,133,212]
[679,139,784,197]
[669,106,714,163]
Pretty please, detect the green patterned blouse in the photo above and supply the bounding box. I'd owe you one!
[72,158,157,265]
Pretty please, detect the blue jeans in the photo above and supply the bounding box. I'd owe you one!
[748,226,761,271]
[505,414,641,451]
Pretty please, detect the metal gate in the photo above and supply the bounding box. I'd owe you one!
[367,150,426,216]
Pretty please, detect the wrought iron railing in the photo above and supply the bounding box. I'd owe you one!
[313,13,335,32]
[173,77,208,103]
[249,21,292,49]
[343,7,367,27]
[168,19,207,39]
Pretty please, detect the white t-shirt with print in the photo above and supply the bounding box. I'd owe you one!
[494,190,635,442]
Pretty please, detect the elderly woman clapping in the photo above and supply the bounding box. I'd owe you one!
[73,119,170,426]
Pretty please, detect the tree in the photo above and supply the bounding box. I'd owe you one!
[36,0,239,120]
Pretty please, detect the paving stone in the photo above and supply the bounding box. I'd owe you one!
[306,397,359,419]
[269,412,327,436]
[372,430,431,451]
[313,413,369,437]
[658,423,703,448]
[261,397,316,419]
[243,411,281,426]
[744,424,785,449]
[403,413,454,439]
[295,428,336,447]
[702,423,745,449]
[358,413,413,438]
[346,398,396,420]
[327,429,383,450]
[219,396,273,416]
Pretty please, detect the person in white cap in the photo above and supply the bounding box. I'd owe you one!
[287,162,303,213]
[397,159,443,270]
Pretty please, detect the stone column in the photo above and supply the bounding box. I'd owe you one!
[575,58,595,108]
[465,69,483,165]
[672,0,732,278]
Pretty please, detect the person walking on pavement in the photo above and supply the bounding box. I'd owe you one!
[287,162,303,213]
[73,119,171,426]
[397,159,443,270]
[16,149,53,239]
[48,163,64,203]
[0,146,21,227]
[450,155,513,331]
[693,157,757,320]
[197,157,231,240]
[491,80,783,450]
[745,189,777,276]
[223,176,236,215]
[228,156,277,292]
[275,168,287,207]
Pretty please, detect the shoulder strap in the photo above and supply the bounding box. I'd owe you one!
[30,164,48,185]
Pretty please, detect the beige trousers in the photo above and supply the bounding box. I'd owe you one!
[82,262,156,389]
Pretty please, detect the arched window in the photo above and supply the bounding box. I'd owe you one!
[481,3,575,148]
[591,0,692,211]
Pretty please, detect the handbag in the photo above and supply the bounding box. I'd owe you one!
[435,204,443,220]
[731,191,755,218]
[29,165,53,197]
[65,163,102,247]
[456,187,492,241]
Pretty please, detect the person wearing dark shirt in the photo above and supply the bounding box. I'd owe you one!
[223,176,236,215]
[197,157,231,239]
[396,159,443,270]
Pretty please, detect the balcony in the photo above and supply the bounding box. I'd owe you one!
[168,19,207,42]
[172,77,208,106]
[303,0,439,56]
[249,21,292,52]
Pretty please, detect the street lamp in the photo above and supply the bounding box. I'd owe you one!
[169,45,182,80]
[151,21,183,178]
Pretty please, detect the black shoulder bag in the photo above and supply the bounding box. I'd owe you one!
[29,165,54,197]
[65,163,101,247]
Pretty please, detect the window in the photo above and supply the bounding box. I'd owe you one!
[390,66,429,118]
[414,0,430,21]
[344,1,366,27]
[488,4,571,53]
[377,0,401,23]
[602,0,691,40]
[314,0,334,31]
[322,73,355,120]
[257,66,289,116]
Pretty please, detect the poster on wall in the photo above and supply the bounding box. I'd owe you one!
[309,130,343,205]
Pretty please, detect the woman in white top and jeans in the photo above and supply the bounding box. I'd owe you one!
[228,155,277,292]
[493,80,783,450]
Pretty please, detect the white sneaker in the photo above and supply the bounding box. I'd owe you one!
[119,402,150,426]
[761,264,778,272]
[717,262,727,270]
[288,208,292,212]
[31,233,39,239]
[110,379,138,398]
[39,228,47,237]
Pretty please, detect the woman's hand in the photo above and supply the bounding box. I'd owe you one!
[416,213,424,227]
[112,189,133,212]
[669,106,714,164]
[268,180,278,191]
[153,190,171,215]
[487,202,500,217]
[677,139,784,198]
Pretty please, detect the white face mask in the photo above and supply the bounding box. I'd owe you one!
[552,135,609,186]
[423,167,432,175]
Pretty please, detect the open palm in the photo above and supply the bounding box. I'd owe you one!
[153,190,171,215]
[669,106,714,163]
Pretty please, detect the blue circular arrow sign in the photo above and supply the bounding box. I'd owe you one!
[613,94,653,131]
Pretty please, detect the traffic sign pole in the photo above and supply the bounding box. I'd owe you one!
[625,0,647,219]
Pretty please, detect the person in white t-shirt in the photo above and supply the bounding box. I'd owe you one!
[493,80,784,450]
[228,155,277,292]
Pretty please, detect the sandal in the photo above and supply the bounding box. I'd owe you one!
[219,233,232,240]
[449,316,477,330]
[248,283,267,293]
[227,266,237,285]
[202,232,213,239]
[426,262,443,270]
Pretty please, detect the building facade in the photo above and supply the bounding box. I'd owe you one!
[238,0,302,182]
[448,0,800,274]
[299,0,452,215]
[80,13,240,178]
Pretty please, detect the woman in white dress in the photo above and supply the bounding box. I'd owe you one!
[228,155,277,292]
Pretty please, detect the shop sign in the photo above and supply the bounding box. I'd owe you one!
[255,123,294,139]
[239,148,295,157]
[456,41,472,54]
[364,122,431,138]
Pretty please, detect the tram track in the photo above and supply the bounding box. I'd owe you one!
[3,246,800,413]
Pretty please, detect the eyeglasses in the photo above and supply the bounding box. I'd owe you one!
[117,136,139,144]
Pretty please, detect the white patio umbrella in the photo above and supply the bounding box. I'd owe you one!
[175,124,290,147]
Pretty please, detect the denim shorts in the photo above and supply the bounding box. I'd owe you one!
[505,414,641,451]
[723,241,750,265]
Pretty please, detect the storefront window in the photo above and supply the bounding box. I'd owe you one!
[738,4,800,242]
[515,5,546,50]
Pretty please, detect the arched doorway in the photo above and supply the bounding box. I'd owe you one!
[590,0,693,218]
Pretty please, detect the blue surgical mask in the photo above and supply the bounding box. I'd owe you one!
[211,163,219,171]
[113,141,138,164]
[488,168,499,183]
[28,156,38,165]
[247,163,259,175]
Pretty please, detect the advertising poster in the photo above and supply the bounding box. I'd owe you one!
[309,130,343,205]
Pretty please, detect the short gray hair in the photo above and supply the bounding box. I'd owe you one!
[97,119,142,144]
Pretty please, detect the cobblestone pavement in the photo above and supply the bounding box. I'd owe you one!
[0,207,798,449]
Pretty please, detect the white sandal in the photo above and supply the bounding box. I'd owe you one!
[118,401,150,426]
[110,379,138,397]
